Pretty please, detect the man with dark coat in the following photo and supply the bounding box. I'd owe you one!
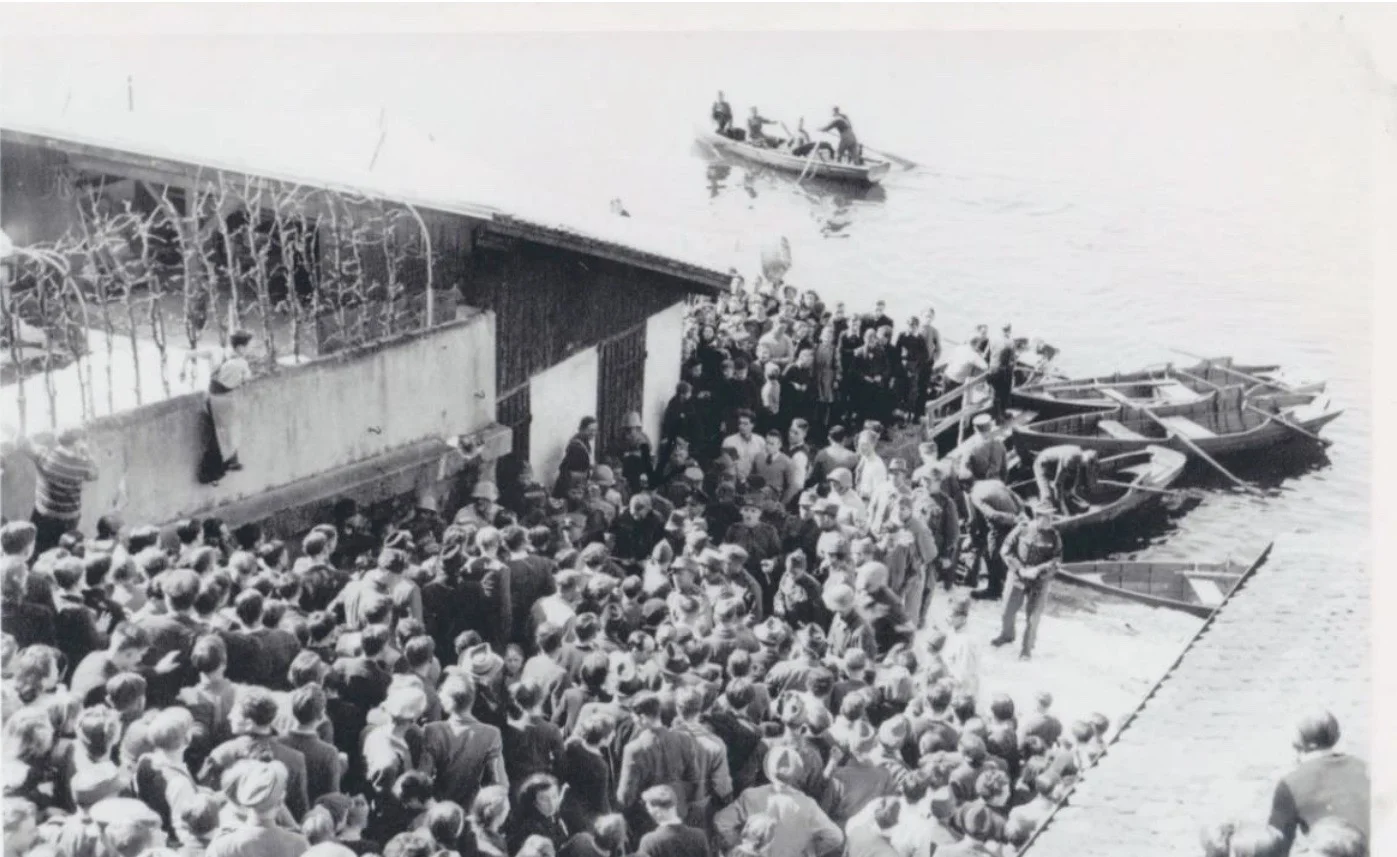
[616,411,656,494]
[616,693,702,840]
[421,674,508,810]
[199,688,311,821]
[611,494,667,568]
[1268,711,1369,855]
[555,417,599,499]
[505,526,559,652]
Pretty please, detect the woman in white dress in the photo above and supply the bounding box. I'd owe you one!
[183,330,254,484]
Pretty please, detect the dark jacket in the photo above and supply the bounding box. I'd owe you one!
[280,731,343,803]
[1268,752,1370,854]
[421,717,505,810]
[558,741,614,834]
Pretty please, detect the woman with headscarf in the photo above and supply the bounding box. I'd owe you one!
[204,758,311,857]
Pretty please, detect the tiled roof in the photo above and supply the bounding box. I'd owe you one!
[1025,532,1369,857]
[0,105,732,289]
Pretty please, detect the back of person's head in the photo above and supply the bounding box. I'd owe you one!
[952,692,977,723]
[1005,813,1035,848]
[0,522,37,558]
[105,672,147,712]
[175,519,201,546]
[403,636,434,671]
[592,814,627,854]
[675,686,704,720]
[300,806,337,845]
[111,623,150,655]
[302,530,329,559]
[1294,710,1342,752]
[176,792,221,843]
[577,713,615,747]
[535,622,565,654]
[75,705,120,760]
[579,652,611,690]
[724,678,755,711]
[360,624,390,658]
[1226,823,1286,857]
[440,674,478,717]
[146,707,195,753]
[512,680,544,714]
[260,598,287,630]
[632,692,663,721]
[1304,818,1367,857]
[471,785,510,828]
[423,800,466,845]
[642,785,677,813]
[234,589,264,626]
[382,830,435,857]
[51,556,85,591]
[190,634,227,675]
[290,684,327,727]
[988,693,1015,722]
[958,733,987,764]
[870,796,901,831]
[236,687,280,731]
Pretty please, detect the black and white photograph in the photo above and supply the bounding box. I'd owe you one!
[0,5,1386,857]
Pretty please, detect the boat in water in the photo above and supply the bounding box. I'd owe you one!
[696,127,892,186]
[1057,543,1274,618]
[1012,386,1343,459]
[1008,445,1188,536]
[1010,356,1326,420]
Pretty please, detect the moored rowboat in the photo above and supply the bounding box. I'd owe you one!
[1009,445,1187,536]
[1010,356,1325,420]
[1056,543,1274,618]
[696,128,892,186]
[1012,388,1343,459]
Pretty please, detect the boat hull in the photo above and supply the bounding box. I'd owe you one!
[1012,395,1343,459]
[696,128,891,185]
[1009,446,1187,535]
[1056,544,1273,618]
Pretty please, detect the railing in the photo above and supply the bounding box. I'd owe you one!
[2,168,451,433]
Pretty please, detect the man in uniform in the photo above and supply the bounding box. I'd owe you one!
[965,478,1022,600]
[957,414,1009,485]
[991,507,1063,660]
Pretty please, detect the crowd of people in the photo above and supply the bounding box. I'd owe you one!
[0,275,1369,857]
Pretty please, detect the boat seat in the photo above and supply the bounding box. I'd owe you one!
[1157,415,1217,440]
[1097,419,1148,441]
[1157,382,1199,404]
[1187,577,1227,606]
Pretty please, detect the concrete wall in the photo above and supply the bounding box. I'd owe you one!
[2,311,498,532]
[642,301,686,453]
[529,345,598,489]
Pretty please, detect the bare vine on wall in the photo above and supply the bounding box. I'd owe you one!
[2,163,440,434]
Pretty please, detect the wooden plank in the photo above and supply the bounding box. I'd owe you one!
[1098,419,1148,441]
[1187,576,1227,606]
[1157,415,1217,440]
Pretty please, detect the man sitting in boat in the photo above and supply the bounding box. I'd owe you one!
[747,106,779,148]
[821,106,862,164]
[1033,445,1099,515]
[712,90,733,133]
[787,118,836,161]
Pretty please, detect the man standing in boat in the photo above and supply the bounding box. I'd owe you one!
[988,323,1018,423]
[821,106,861,164]
[747,106,778,148]
[712,91,733,133]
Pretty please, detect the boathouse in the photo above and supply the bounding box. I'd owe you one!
[0,106,729,534]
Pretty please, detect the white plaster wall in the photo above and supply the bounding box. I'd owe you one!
[530,346,599,487]
[643,301,686,452]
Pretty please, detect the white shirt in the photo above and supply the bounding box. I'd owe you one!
[941,626,981,701]
[943,343,987,384]
[856,454,889,500]
[724,432,768,482]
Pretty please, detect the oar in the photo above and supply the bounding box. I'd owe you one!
[1174,367,1332,448]
[1097,479,1204,501]
[1167,347,1296,394]
[1132,407,1262,495]
[863,145,918,170]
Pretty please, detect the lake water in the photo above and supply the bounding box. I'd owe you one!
[2,29,1374,561]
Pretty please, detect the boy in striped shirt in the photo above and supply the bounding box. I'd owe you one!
[16,427,99,553]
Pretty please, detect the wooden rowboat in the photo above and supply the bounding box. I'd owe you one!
[1057,543,1274,618]
[1012,388,1343,459]
[1009,445,1187,536]
[696,128,892,186]
[1010,356,1324,420]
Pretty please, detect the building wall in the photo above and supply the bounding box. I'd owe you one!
[643,301,686,455]
[466,236,696,394]
[529,345,598,490]
[1,311,499,532]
